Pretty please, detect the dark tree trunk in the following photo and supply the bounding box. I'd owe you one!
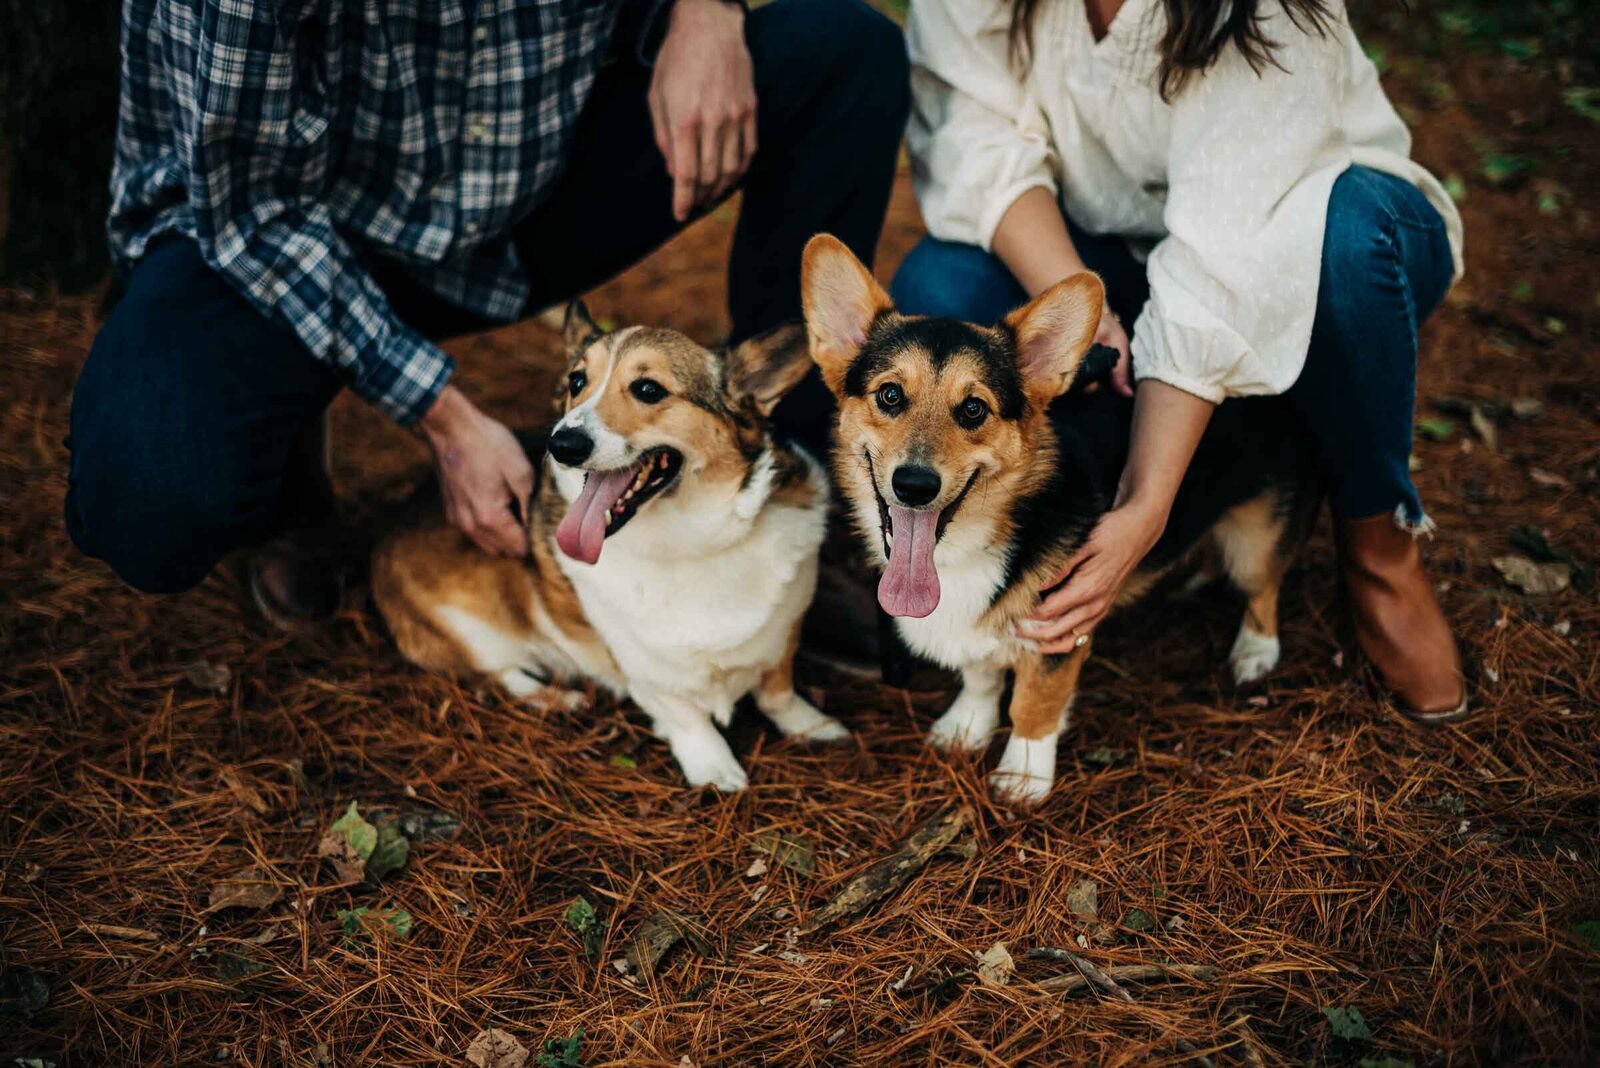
[1,0,122,292]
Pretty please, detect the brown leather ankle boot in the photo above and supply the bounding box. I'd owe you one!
[1336,514,1468,723]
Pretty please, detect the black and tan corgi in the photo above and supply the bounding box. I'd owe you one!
[372,302,846,792]
[801,235,1319,805]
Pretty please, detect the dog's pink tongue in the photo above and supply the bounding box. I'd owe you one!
[556,468,634,564]
[879,505,941,618]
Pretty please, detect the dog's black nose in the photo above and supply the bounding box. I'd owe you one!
[547,427,594,467]
[891,465,942,507]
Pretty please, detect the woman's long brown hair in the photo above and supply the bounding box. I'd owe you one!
[1008,0,1335,100]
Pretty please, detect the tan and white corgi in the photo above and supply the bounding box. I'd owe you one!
[801,236,1319,806]
[372,302,848,791]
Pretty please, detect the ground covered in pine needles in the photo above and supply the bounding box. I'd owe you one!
[3,5,1599,1066]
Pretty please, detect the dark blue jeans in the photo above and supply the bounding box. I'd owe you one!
[889,166,1456,528]
[66,0,909,594]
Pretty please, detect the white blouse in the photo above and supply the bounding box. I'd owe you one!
[906,0,1465,403]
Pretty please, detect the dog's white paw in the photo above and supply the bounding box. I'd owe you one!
[928,691,999,753]
[1229,621,1281,686]
[761,693,851,743]
[670,731,749,793]
[989,735,1057,807]
[500,670,588,712]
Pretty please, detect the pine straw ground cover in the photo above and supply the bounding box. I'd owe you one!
[3,8,1600,1067]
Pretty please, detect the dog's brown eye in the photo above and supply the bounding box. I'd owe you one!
[957,397,989,429]
[567,370,587,396]
[876,382,905,413]
[630,378,667,404]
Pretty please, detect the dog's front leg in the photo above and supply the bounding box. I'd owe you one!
[928,665,1005,752]
[990,644,1090,806]
[754,629,850,742]
[632,688,749,793]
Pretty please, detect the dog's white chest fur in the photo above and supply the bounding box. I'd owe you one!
[895,545,1018,670]
[555,460,826,718]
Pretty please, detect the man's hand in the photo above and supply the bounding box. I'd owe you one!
[416,385,534,557]
[1016,500,1166,654]
[649,0,757,222]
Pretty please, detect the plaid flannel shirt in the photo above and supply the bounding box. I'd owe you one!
[109,0,637,424]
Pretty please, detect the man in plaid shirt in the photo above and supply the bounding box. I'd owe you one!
[67,0,909,621]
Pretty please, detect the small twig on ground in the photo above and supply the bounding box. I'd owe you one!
[1031,963,1216,994]
[1028,948,1217,1068]
[798,808,972,936]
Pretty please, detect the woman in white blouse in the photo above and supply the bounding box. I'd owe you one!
[892,0,1467,719]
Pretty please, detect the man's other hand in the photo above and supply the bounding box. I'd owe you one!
[650,0,757,222]
[417,385,533,557]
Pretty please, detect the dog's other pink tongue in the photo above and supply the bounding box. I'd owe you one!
[556,468,634,564]
[879,505,941,618]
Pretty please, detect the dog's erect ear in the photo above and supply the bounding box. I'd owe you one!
[1001,272,1104,402]
[726,322,813,417]
[801,234,893,395]
[563,298,603,357]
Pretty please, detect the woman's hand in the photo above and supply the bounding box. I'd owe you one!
[1017,498,1166,652]
[1095,308,1134,397]
[417,385,534,557]
[649,0,758,221]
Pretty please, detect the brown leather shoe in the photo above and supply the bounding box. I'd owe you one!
[1336,514,1468,723]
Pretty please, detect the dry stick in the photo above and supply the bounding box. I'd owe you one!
[1032,963,1216,995]
[798,808,972,936]
[1028,948,1218,1068]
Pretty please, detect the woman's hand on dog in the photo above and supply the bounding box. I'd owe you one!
[1095,310,1134,398]
[1019,500,1165,652]
[417,385,534,558]
[650,0,758,222]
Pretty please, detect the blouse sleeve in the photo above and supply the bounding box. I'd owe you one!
[905,0,1058,251]
[1132,4,1353,403]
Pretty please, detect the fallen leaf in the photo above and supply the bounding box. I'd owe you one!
[1529,468,1569,488]
[185,660,232,693]
[1514,395,1545,423]
[0,966,50,1015]
[1066,879,1098,919]
[219,766,269,814]
[317,802,408,883]
[608,754,637,769]
[564,897,606,961]
[752,831,816,877]
[1123,909,1156,933]
[214,951,269,984]
[1323,1005,1373,1041]
[1081,746,1125,768]
[395,806,463,844]
[206,865,284,913]
[1414,417,1454,442]
[744,858,769,879]
[337,906,413,941]
[1493,555,1572,596]
[466,1028,530,1068]
[798,809,971,936]
[621,911,713,979]
[1469,405,1498,451]
[976,942,1015,986]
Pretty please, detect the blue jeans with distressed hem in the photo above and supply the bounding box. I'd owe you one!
[888,165,1456,529]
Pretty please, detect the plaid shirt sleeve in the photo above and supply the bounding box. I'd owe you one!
[182,0,453,425]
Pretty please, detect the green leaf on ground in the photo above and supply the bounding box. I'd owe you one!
[535,1027,584,1068]
[1324,1005,1374,1041]
[608,754,638,769]
[1442,174,1467,203]
[1569,920,1600,949]
[565,897,607,960]
[753,831,817,877]
[1511,280,1534,303]
[1415,417,1454,442]
[1481,155,1532,187]
[365,819,410,882]
[1564,87,1600,123]
[1123,908,1156,933]
[214,951,269,984]
[317,802,408,883]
